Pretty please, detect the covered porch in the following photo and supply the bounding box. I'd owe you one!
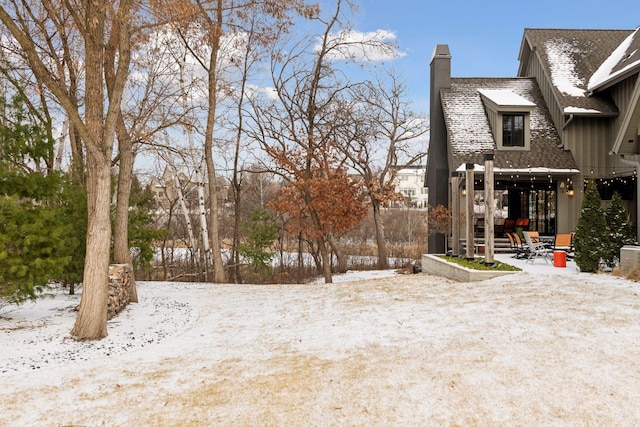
[450,162,580,257]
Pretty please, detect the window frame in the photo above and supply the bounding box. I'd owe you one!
[502,114,525,148]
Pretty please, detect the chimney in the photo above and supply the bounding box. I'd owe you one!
[426,45,452,254]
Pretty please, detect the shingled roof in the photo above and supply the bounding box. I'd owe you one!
[440,78,578,172]
[589,27,640,91]
[520,29,635,114]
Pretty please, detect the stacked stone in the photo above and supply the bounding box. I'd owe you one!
[107,264,132,320]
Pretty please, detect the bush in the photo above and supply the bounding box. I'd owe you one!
[574,180,609,272]
[604,192,635,265]
[0,195,76,304]
[0,92,82,302]
[238,208,278,274]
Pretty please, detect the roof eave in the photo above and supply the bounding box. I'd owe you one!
[455,164,580,175]
[516,32,533,77]
[588,65,640,94]
[564,111,619,118]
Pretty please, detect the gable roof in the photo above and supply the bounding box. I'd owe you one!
[589,27,640,92]
[519,29,635,115]
[441,78,578,172]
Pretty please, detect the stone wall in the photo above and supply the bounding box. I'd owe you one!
[108,264,132,320]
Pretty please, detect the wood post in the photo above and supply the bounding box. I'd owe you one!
[465,163,475,260]
[450,173,460,256]
[484,153,495,265]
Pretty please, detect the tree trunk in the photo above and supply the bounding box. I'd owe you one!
[372,200,389,269]
[113,118,137,302]
[317,237,332,283]
[70,155,111,339]
[173,172,200,278]
[327,235,347,273]
[69,0,111,339]
[203,2,226,284]
[193,161,211,278]
[231,178,242,283]
[205,154,226,283]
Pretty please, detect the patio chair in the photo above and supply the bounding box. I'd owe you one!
[526,230,553,247]
[523,231,551,263]
[516,218,530,231]
[503,218,516,235]
[507,232,528,259]
[552,233,575,259]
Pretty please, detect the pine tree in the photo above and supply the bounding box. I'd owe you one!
[238,208,278,276]
[574,180,609,272]
[123,178,167,273]
[0,93,80,304]
[0,91,84,304]
[604,192,635,265]
[57,179,87,294]
[0,196,76,304]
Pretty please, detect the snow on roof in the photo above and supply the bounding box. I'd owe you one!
[455,164,580,175]
[563,106,602,114]
[588,27,640,92]
[544,38,586,97]
[478,89,536,107]
[441,78,578,173]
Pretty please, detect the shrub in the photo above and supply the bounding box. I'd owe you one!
[574,180,609,272]
[604,192,635,265]
[238,208,278,274]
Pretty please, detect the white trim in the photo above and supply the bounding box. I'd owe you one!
[455,164,580,174]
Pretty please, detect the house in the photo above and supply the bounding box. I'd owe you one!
[426,27,640,254]
[393,165,429,208]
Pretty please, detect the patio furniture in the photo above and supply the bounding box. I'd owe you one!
[516,218,530,231]
[507,232,528,259]
[552,233,575,259]
[503,219,516,235]
[523,231,551,263]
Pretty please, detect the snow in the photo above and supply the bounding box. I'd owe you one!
[588,28,639,91]
[3,261,640,425]
[564,106,602,114]
[455,163,580,175]
[544,38,586,97]
[477,89,536,107]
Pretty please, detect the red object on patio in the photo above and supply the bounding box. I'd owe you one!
[553,250,567,268]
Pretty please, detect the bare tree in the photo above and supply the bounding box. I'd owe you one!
[340,69,428,269]
[248,0,405,281]
[163,0,315,283]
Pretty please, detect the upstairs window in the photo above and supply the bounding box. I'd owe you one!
[503,114,525,147]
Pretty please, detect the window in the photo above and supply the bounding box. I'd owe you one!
[502,114,524,147]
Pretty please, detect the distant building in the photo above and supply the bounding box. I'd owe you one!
[150,167,228,212]
[392,165,428,208]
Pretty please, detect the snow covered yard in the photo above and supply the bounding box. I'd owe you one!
[3,266,640,425]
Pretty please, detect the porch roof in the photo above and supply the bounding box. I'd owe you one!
[454,164,580,176]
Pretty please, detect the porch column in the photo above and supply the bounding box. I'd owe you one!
[484,153,495,265]
[450,172,460,256]
[465,163,475,260]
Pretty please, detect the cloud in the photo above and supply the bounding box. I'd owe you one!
[262,86,279,101]
[318,29,406,62]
